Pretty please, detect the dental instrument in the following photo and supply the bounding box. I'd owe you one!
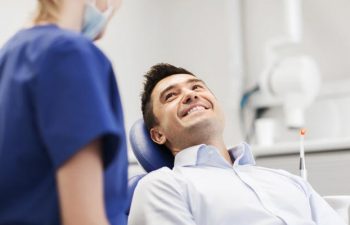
[299,128,307,180]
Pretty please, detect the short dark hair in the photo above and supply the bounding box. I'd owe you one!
[141,63,195,131]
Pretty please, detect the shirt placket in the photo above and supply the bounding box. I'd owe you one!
[232,165,288,225]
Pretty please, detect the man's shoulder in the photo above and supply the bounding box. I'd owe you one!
[139,167,174,184]
[136,167,185,191]
[134,167,189,200]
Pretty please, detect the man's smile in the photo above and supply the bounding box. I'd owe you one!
[180,103,210,118]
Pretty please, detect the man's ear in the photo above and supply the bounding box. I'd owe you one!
[150,127,166,145]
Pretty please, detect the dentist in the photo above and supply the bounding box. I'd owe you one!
[0,0,127,225]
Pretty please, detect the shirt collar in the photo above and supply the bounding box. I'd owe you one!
[174,142,256,168]
[229,142,256,166]
[174,144,204,167]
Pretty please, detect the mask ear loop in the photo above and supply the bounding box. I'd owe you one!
[103,6,114,18]
[103,0,115,19]
[86,0,114,18]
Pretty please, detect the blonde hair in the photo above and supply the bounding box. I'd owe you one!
[33,0,61,24]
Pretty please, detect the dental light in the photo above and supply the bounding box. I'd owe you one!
[254,0,321,129]
[258,55,321,128]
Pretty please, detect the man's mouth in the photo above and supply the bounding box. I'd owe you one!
[181,104,209,117]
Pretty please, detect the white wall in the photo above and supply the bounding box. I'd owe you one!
[0,0,36,45]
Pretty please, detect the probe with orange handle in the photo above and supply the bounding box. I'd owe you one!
[300,129,307,180]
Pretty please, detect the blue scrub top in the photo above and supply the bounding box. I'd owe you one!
[0,25,128,225]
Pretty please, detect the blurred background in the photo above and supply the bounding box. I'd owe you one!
[1,0,350,195]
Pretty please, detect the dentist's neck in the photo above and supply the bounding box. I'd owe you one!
[56,1,85,32]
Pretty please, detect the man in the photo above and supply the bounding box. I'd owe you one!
[128,63,345,225]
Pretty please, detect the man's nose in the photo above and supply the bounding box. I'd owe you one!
[182,90,198,104]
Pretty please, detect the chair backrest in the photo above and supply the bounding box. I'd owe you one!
[129,119,174,172]
[125,174,145,216]
[126,119,174,216]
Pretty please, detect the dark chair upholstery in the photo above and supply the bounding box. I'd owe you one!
[129,119,173,172]
[126,119,174,215]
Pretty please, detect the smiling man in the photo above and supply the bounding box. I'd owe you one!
[148,72,228,160]
[128,63,345,225]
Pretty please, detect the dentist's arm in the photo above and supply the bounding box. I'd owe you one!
[57,139,109,225]
[128,169,196,225]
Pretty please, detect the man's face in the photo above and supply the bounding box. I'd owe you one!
[149,74,225,152]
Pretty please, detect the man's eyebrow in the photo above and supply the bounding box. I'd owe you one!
[186,78,206,85]
[159,78,206,100]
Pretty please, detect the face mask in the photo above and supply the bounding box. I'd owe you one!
[81,2,114,40]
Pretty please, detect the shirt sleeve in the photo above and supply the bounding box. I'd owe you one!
[307,185,347,225]
[33,37,122,169]
[128,169,196,225]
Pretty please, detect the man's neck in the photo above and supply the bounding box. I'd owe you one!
[206,140,233,165]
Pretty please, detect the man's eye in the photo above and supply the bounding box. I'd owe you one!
[192,84,203,90]
[165,92,176,101]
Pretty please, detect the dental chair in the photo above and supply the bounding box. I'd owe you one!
[126,119,350,224]
[126,119,174,215]
[129,119,174,173]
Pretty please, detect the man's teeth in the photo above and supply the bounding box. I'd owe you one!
[186,106,205,116]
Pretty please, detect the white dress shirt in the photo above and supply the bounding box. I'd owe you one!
[128,143,345,225]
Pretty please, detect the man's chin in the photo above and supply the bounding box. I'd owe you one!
[183,116,219,131]
[179,119,222,146]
